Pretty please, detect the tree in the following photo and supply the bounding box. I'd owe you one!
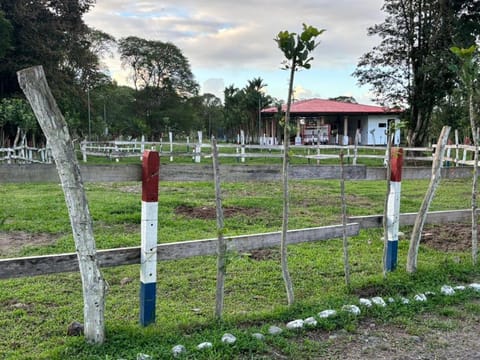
[353,0,480,146]
[243,77,273,141]
[0,0,112,137]
[0,10,12,60]
[451,45,480,264]
[0,98,37,146]
[275,23,325,306]
[118,36,199,138]
[118,36,198,96]
[223,84,248,141]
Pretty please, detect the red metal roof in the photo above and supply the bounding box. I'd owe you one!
[262,98,402,115]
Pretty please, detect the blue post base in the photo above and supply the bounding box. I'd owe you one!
[386,240,398,272]
[140,282,156,326]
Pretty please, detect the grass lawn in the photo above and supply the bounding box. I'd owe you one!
[0,176,479,359]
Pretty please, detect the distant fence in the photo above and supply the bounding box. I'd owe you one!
[0,208,474,280]
[79,136,478,167]
[0,143,52,164]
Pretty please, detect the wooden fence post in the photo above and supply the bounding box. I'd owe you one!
[17,65,106,344]
[140,150,159,326]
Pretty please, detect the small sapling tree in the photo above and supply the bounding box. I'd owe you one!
[451,45,480,265]
[274,24,325,305]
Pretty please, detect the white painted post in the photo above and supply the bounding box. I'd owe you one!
[195,131,202,163]
[240,130,245,163]
[140,150,159,326]
[81,140,87,162]
[386,147,403,271]
[455,130,459,166]
[169,131,173,162]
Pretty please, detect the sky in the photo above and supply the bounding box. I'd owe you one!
[83,0,386,105]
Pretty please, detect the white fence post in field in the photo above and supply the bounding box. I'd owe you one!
[140,150,159,326]
[195,131,202,163]
[386,147,404,271]
[169,131,173,162]
[81,140,87,162]
[455,130,459,166]
[240,130,246,163]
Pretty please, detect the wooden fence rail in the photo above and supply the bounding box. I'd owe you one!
[0,208,475,280]
[79,137,480,167]
[0,224,360,279]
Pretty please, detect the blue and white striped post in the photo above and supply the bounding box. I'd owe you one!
[140,150,159,326]
[386,147,403,271]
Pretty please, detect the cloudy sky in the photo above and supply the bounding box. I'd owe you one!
[84,0,386,105]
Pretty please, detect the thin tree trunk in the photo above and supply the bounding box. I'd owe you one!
[472,129,478,265]
[281,60,296,306]
[340,151,350,287]
[212,137,226,318]
[17,66,106,344]
[406,126,451,273]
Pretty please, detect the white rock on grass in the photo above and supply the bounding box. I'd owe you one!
[252,333,265,341]
[469,283,480,291]
[441,285,455,296]
[318,309,337,318]
[359,298,372,307]
[221,333,237,344]
[136,354,152,360]
[414,293,427,302]
[388,297,395,303]
[197,342,213,350]
[371,297,386,307]
[401,297,410,304]
[172,345,186,357]
[304,317,318,327]
[454,285,466,291]
[268,325,283,335]
[286,319,304,330]
[342,304,361,315]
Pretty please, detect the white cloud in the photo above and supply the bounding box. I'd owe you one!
[84,0,386,104]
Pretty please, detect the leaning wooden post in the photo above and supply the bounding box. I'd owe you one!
[386,147,403,271]
[17,65,106,344]
[406,126,451,273]
[140,150,159,326]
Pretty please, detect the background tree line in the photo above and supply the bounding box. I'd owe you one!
[0,1,277,146]
[1,0,480,147]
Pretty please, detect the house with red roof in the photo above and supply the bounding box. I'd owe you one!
[260,98,402,146]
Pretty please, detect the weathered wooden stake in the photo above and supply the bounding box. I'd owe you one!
[140,150,159,326]
[212,137,226,318]
[17,65,106,344]
[407,126,451,273]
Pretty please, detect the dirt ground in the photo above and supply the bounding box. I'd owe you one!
[2,208,479,359]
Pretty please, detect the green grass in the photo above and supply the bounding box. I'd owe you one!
[0,176,479,359]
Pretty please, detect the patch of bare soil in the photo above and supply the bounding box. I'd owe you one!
[301,302,480,360]
[0,231,59,257]
[174,204,265,220]
[421,223,474,252]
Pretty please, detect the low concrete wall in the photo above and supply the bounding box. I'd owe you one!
[0,163,474,183]
[0,164,141,183]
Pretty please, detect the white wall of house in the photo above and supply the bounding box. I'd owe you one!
[364,115,401,145]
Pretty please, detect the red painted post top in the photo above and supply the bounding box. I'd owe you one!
[390,147,404,182]
[142,151,159,202]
